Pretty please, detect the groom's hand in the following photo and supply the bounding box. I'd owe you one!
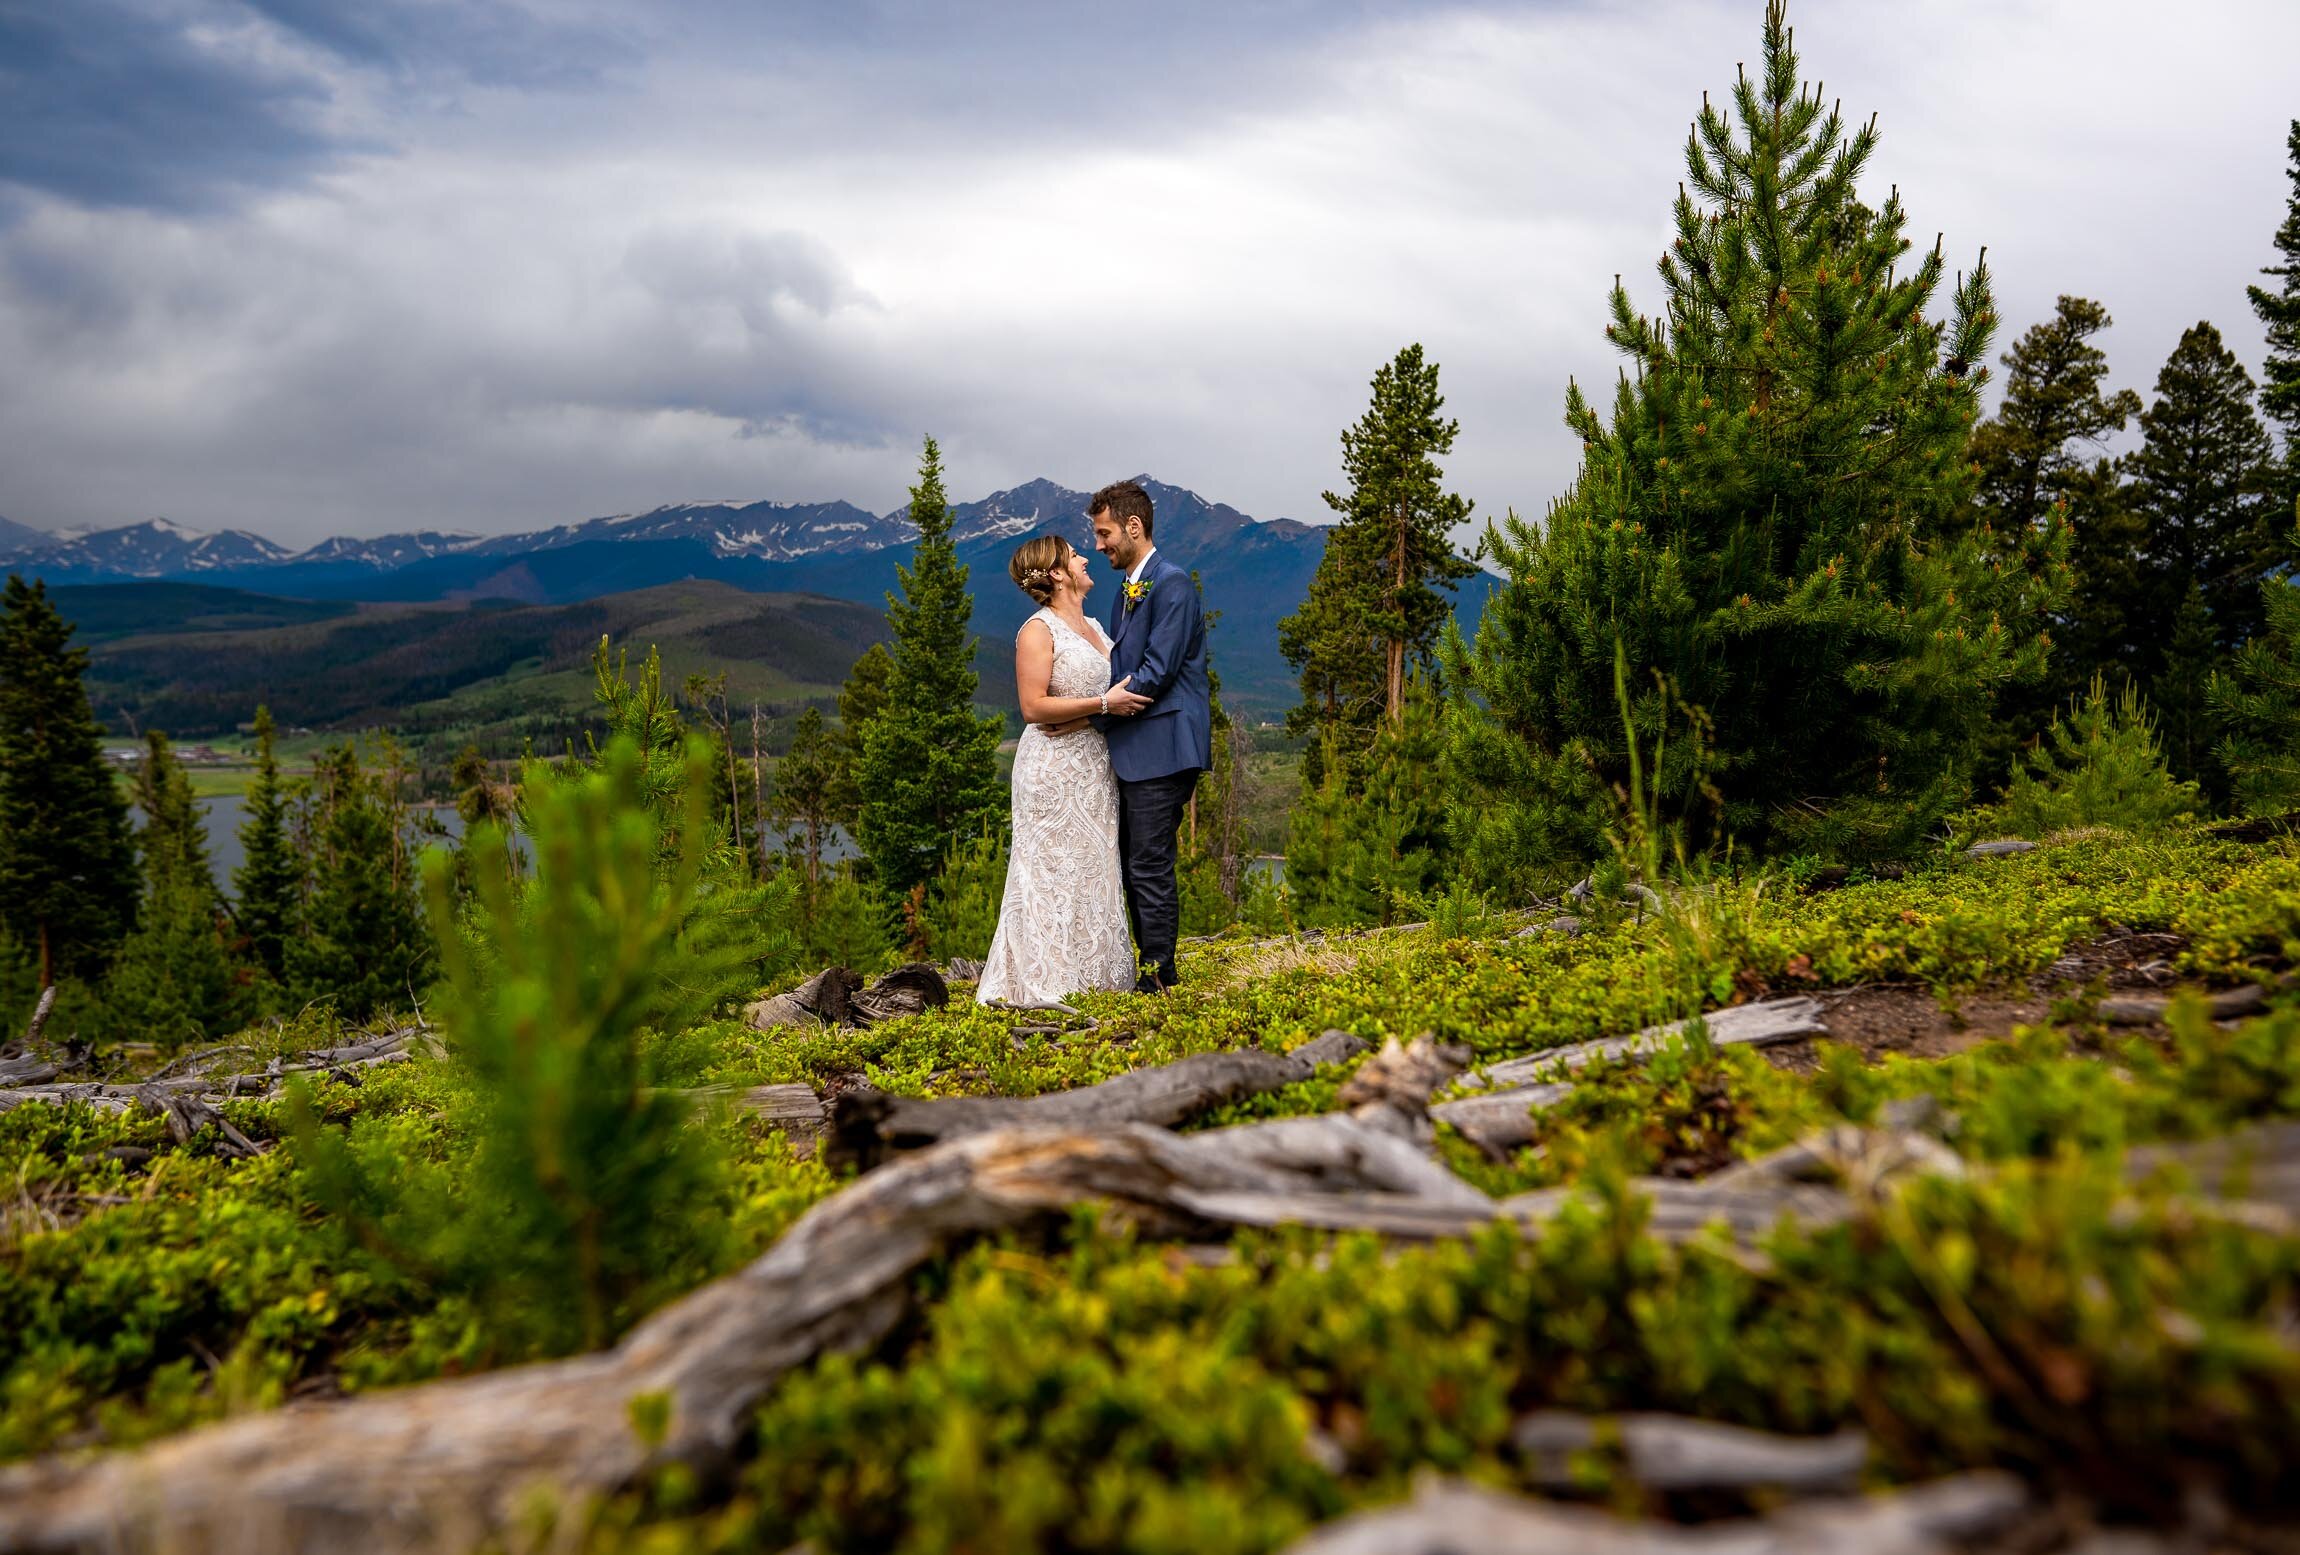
[1104,675,1152,717]
[1041,717,1094,738]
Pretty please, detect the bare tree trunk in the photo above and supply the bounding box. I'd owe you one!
[1387,503,1408,728]
[749,703,768,882]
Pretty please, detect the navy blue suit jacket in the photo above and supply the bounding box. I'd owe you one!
[1098,552,1212,783]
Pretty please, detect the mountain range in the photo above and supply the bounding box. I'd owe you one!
[1,478,1487,715]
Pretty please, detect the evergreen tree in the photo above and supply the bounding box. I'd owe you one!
[1989,674,2198,839]
[1967,296,2144,767]
[287,739,431,1021]
[2153,580,2222,792]
[1284,686,1449,928]
[2210,506,2300,815]
[854,437,1005,901]
[2128,321,2279,655]
[233,705,298,982]
[827,642,893,841]
[2248,120,2300,508]
[1276,520,1386,758]
[768,706,839,884]
[1281,345,1476,748]
[1971,297,2141,535]
[1445,5,2063,874]
[1179,575,1248,934]
[0,576,136,986]
[103,731,247,1044]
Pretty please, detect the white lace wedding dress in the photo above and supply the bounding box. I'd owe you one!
[975,608,1138,1005]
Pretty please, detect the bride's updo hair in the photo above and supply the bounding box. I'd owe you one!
[1009,534,1069,606]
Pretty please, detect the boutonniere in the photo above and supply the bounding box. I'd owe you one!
[1122,577,1153,611]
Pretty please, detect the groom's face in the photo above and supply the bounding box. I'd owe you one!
[1090,509,1144,570]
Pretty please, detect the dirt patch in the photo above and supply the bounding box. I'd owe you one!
[1762,932,2197,1073]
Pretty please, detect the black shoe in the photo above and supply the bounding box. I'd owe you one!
[1133,973,1162,995]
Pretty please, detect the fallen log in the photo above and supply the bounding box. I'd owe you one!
[744,963,949,1032]
[1511,1410,1868,1493]
[825,1028,1370,1170]
[1277,1471,2028,1555]
[1471,996,1827,1091]
[1429,1082,1573,1158]
[0,1032,422,1118]
[0,1109,1476,1555]
[2097,983,2269,1026]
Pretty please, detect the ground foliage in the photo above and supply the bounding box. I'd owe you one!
[4,825,2297,1503]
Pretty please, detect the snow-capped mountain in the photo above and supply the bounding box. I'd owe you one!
[0,513,51,553]
[0,517,294,577]
[465,499,905,562]
[291,531,483,570]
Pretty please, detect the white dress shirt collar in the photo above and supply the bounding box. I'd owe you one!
[1126,545,1158,585]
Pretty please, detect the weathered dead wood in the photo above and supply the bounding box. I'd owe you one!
[1511,1411,1868,1493]
[0,1112,1487,1555]
[135,1087,264,1160]
[1430,1082,1573,1157]
[728,1082,827,1150]
[2097,983,2269,1026]
[1504,1179,1855,1243]
[1277,1471,2028,1555]
[825,1030,1371,1170]
[1965,839,2039,858]
[2123,1120,2300,1229]
[22,984,55,1048]
[0,1033,421,1118]
[1471,996,1828,1091]
[745,963,948,1032]
[1335,1035,1469,1143]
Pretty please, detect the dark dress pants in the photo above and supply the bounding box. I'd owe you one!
[1115,769,1196,991]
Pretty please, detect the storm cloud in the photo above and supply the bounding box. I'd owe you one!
[1,0,2295,547]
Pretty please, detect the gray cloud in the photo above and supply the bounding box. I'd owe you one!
[0,0,344,211]
[0,0,2295,549]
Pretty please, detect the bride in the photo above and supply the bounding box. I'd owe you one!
[975,534,1152,1006]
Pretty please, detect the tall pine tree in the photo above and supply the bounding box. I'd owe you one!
[287,738,431,1021]
[854,437,1005,901]
[0,576,136,987]
[1967,296,2144,761]
[2128,321,2279,656]
[2211,502,2300,815]
[103,731,247,1044]
[768,706,838,884]
[1445,3,2063,875]
[2249,120,2300,511]
[233,704,298,983]
[1281,344,1476,748]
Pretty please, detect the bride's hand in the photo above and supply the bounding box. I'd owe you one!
[1104,676,1152,717]
[1040,717,1092,737]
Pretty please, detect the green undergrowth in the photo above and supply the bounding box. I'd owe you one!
[1441,995,2300,1197]
[0,1058,837,1460]
[572,1001,2300,1554]
[3,826,2296,1476]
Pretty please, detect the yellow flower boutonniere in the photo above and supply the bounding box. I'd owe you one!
[1122,578,1153,611]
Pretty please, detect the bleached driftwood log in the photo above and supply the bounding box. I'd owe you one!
[826,1028,1370,1169]
[1511,1411,1868,1493]
[0,1031,422,1119]
[2097,983,2269,1026]
[1469,996,1827,1092]
[0,1106,1494,1555]
[1277,1471,2028,1555]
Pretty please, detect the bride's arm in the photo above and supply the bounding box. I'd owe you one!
[1014,619,1125,725]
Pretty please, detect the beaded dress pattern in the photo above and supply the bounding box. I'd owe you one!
[976,608,1137,1004]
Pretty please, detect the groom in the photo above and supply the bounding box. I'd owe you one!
[1088,479,1210,993]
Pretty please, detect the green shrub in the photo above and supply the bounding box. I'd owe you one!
[1980,674,2199,840]
[296,736,749,1356]
[924,828,1007,962]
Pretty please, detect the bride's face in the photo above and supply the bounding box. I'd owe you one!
[1059,546,1093,601]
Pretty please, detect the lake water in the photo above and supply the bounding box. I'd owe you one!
[181,795,474,883]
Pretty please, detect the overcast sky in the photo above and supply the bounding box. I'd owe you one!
[1,0,2294,547]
